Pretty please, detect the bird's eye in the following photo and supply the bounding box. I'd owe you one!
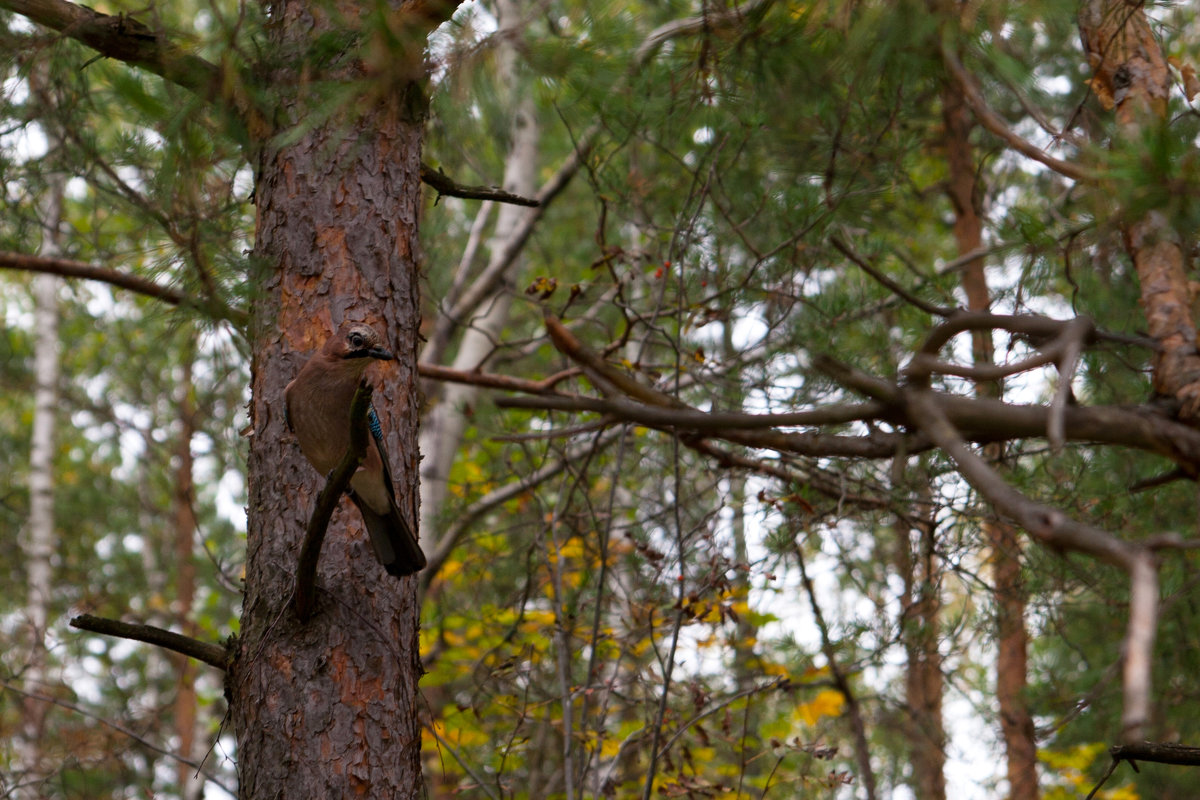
[348,332,364,349]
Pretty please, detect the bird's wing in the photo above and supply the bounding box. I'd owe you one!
[366,404,398,503]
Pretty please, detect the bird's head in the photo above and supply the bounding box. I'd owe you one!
[324,322,394,363]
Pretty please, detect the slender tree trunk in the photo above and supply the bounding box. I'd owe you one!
[229,2,427,794]
[16,172,64,799]
[719,302,764,787]
[895,466,946,800]
[172,354,201,799]
[943,71,1038,800]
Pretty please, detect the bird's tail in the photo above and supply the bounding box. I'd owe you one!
[352,495,427,577]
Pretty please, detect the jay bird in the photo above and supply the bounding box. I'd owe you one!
[285,322,427,577]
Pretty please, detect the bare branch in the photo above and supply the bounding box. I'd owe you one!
[1110,742,1200,767]
[812,354,902,402]
[903,386,1167,745]
[906,314,1097,452]
[904,387,1140,568]
[69,614,228,670]
[941,38,1095,183]
[0,249,249,325]
[544,315,687,406]
[0,250,186,304]
[420,163,539,206]
[496,393,888,431]
[418,362,578,394]
[1122,552,1158,743]
[1087,743,1200,799]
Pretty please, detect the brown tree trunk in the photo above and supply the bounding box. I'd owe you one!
[228,2,427,795]
[1079,1,1200,420]
[943,70,1039,800]
[895,470,945,800]
[172,354,200,798]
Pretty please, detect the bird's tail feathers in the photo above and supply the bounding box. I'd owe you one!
[352,495,427,577]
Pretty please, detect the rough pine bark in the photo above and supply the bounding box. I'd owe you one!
[1079,0,1200,420]
[228,0,427,795]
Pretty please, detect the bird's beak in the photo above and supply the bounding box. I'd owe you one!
[368,346,394,361]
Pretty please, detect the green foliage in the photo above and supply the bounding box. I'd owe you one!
[5,0,1200,797]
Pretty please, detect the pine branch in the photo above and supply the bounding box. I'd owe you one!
[0,250,249,325]
[0,0,219,94]
[70,613,229,671]
[420,163,540,207]
[0,250,186,305]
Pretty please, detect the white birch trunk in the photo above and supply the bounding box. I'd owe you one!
[16,174,65,797]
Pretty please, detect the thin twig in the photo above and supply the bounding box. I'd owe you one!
[1085,755,1122,800]
[422,721,503,800]
[830,234,954,317]
[654,677,789,762]
[0,679,236,796]
[794,541,878,800]
[941,36,1094,183]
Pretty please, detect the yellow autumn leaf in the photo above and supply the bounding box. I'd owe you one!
[761,662,789,678]
[1039,742,1104,773]
[795,689,845,726]
[600,736,623,759]
[556,538,586,561]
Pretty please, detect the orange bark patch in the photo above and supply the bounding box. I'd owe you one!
[316,226,350,277]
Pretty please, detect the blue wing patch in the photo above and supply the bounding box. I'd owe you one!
[367,404,385,446]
